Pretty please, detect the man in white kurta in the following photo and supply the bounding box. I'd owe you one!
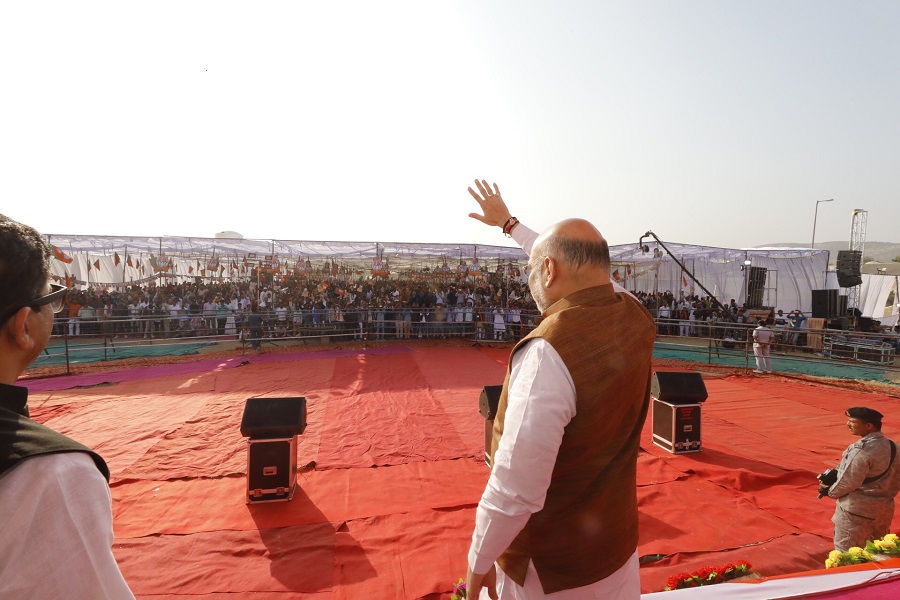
[465,181,644,599]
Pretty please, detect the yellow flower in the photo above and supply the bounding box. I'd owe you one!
[828,550,842,562]
[885,533,899,543]
[825,558,837,569]
[848,547,863,557]
[883,539,897,549]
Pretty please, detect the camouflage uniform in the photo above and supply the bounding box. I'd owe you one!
[828,432,900,551]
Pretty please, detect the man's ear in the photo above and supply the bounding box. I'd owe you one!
[543,256,557,287]
[6,307,39,353]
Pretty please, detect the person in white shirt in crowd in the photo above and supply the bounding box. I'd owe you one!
[492,305,506,340]
[752,318,775,373]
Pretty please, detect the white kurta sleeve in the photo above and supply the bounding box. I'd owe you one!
[510,223,539,255]
[468,338,576,574]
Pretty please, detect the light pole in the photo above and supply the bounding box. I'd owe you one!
[811,199,834,248]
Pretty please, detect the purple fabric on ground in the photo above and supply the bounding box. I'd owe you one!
[21,346,415,392]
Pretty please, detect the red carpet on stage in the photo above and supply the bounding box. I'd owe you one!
[22,346,900,598]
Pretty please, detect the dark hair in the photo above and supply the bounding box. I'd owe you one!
[541,234,610,271]
[0,214,50,324]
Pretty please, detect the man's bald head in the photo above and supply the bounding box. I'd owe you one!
[527,219,611,312]
[534,218,610,276]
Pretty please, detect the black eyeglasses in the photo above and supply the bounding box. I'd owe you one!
[0,283,69,324]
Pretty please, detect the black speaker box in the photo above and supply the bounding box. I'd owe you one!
[836,250,863,288]
[836,250,862,273]
[837,273,863,288]
[811,289,838,319]
[651,372,708,405]
[479,385,503,420]
[747,267,767,308]
[247,437,297,503]
[241,397,307,439]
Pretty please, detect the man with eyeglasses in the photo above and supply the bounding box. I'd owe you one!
[464,181,656,600]
[0,215,134,598]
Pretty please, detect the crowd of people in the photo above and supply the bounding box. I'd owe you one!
[52,275,900,352]
[55,276,539,343]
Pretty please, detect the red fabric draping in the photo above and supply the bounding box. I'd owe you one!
[22,349,900,597]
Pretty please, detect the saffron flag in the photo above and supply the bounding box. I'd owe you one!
[114,252,121,266]
[51,245,74,264]
[94,259,101,271]
[612,269,621,282]
[127,255,133,268]
[683,275,688,287]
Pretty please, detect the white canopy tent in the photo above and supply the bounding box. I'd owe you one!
[609,241,830,315]
[48,233,888,318]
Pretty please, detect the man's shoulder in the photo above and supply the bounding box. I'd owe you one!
[859,433,892,449]
[5,451,106,490]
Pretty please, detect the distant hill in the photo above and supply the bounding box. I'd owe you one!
[761,241,900,264]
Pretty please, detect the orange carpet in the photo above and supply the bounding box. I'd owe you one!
[22,346,900,597]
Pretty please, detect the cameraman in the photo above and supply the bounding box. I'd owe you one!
[820,407,900,551]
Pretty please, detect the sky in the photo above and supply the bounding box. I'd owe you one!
[2,1,898,250]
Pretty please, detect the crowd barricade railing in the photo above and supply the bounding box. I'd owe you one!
[41,308,899,378]
[43,305,545,371]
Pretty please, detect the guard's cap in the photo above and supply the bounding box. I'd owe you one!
[845,407,884,427]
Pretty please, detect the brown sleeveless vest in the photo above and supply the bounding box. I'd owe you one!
[490,284,655,593]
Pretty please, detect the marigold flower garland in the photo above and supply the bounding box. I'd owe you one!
[825,547,875,568]
[866,533,900,557]
[825,533,900,568]
[663,561,754,590]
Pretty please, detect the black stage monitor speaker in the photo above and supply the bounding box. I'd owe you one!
[836,250,863,288]
[241,397,307,439]
[811,289,838,319]
[479,385,503,420]
[651,372,708,405]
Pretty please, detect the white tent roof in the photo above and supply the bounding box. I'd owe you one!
[52,233,894,318]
